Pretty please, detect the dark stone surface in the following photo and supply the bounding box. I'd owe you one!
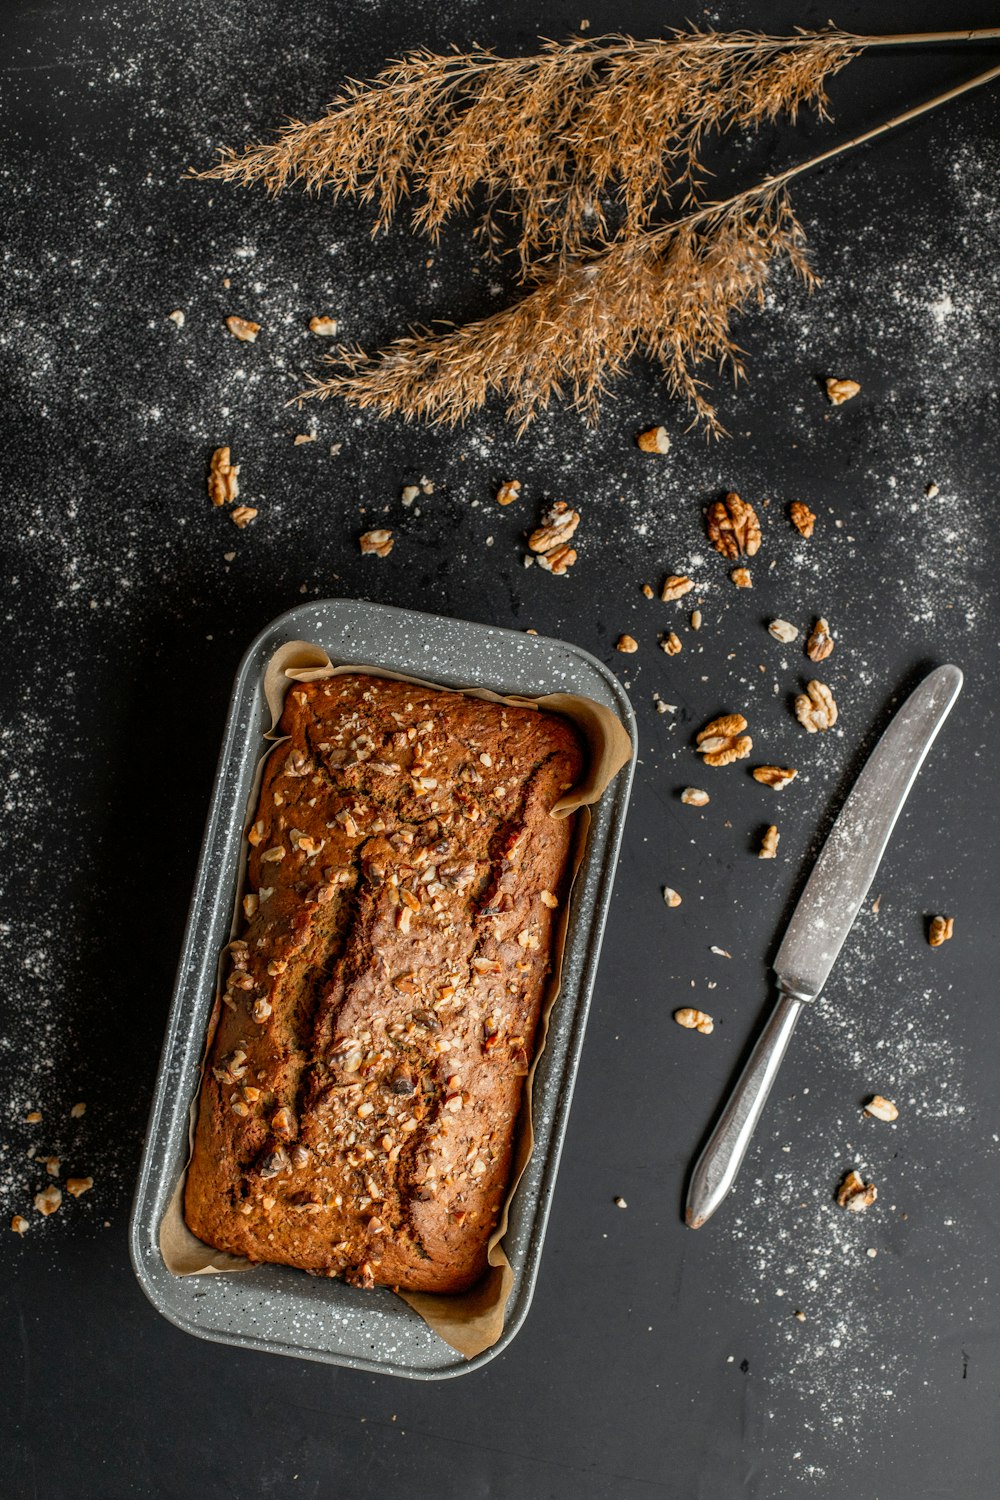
[2,2,999,1495]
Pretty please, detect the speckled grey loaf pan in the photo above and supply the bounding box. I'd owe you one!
[129,599,635,1378]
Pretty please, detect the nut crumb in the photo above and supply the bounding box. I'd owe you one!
[660,574,694,602]
[690,609,702,631]
[872,893,882,914]
[660,632,682,656]
[207,446,240,507]
[70,1102,86,1119]
[359,528,394,557]
[864,1095,899,1122]
[836,1169,877,1212]
[167,309,185,328]
[675,1007,714,1034]
[26,1110,42,1124]
[11,1215,29,1235]
[680,787,709,806]
[641,583,654,599]
[696,714,752,767]
[230,505,258,529]
[34,1185,62,1217]
[616,634,638,654]
[707,493,761,559]
[794,1310,807,1322]
[710,946,732,958]
[768,619,798,644]
[753,765,797,790]
[293,433,316,445]
[928,915,954,947]
[805,617,835,662]
[637,425,670,454]
[309,315,339,336]
[662,886,682,908]
[789,501,816,538]
[401,485,420,505]
[826,376,861,405]
[225,315,261,343]
[614,1195,628,1208]
[795,680,838,732]
[759,824,780,859]
[925,481,940,499]
[66,1176,94,1198]
[495,480,521,506]
[731,567,752,588]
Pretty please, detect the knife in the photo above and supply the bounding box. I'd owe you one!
[684,663,963,1229]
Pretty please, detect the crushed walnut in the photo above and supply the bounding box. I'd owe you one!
[308,315,339,335]
[230,505,258,529]
[660,574,694,602]
[805,617,835,662]
[66,1177,94,1198]
[680,787,710,806]
[753,765,798,790]
[616,634,638,654]
[731,567,752,588]
[207,446,240,507]
[836,1169,877,1212]
[529,500,580,574]
[11,1215,30,1235]
[34,1185,63,1217]
[660,632,682,656]
[70,1102,86,1119]
[789,501,816,538]
[690,609,703,631]
[759,825,780,859]
[359,528,394,557]
[864,1095,899,1122]
[167,309,185,328]
[795,680,838,732]
[706,492,761,559]
[637,424,671,454]
[675,1007,714,1035]
[293,433,316,445]
[696,714,752,767]
[928,915,955,947]
[225,314,261,343]
[826,376,861,405]
[663,886,682,908]
[496,480,521,507]
[768,619,798,644]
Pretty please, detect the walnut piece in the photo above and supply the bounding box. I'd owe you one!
[795,680,838,732]
[759,825,780,859]
[753,766,798,790]
[928,915,954,947]
[70,1102,86,1119]
[225,315,261,343]
[529,500,579,554]
[696,714,752,767]
[66,1176,94,1198]
[536,545,577,576]
[690,609,703,631]
[34,1185,62,1217]
[675,1008,714,1035]
[167,309,185,328]
[660,574,694,602]
[660,632,682,656]
[836,1169,877,1212]
[864,1095,899,1122]
[293,433,315,445]
[637,425,671,454]
[401,484,420,505]
[680,787,710,806]
[789,501,816,538]
[663,886,682,908]
[359,528,394,557]
[230,505,258,529]
[731,567,752,589]
[768,619,798,644]
[496,480,521,506]
[706,492,761,559]
[11,1214,29,1235]
[309,315,339,336]
[806,617,835,662]
[208,446,240,507]
[826,377,861,405]
[616,634,638,654]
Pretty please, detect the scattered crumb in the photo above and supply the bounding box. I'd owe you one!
[225,314,261,343]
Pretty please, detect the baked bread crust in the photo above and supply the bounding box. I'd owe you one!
[184,672,583,1293]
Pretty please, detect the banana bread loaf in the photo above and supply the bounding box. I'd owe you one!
[184,671,584,1294]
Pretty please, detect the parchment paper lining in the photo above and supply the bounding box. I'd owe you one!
[159,639,632,1357]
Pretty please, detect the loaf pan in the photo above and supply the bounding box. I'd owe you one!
[130,598,635,1378]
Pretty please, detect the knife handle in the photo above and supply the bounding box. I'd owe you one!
[684,984,805,1228]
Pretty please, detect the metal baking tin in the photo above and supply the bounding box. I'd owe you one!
[130,599,635,1378]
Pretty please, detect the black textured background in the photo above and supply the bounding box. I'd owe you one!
[3,3,1000,1497]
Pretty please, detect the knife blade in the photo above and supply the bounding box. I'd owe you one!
[685,663,963,1229]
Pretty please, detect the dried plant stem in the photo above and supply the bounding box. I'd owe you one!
[302,59,1000,435]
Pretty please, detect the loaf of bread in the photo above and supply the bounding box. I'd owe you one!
[184,671,584,1294]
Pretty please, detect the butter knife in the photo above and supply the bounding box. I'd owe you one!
[685,663,963,1229]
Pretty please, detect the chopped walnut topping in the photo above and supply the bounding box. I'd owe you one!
[242,893,258,920]
[731,567,752,589]
[660,632,682,656]
[359,528,394,557]
[696,714,752,767]
[34,1185,62,1217]
[11,1215,29,1235]
[662,886,682,908]
[768,619,798,644]
[529,501,580,574]
[66,1176,93,1198]
[864,1095,899,1122]
[806,617,835,662]
[208,446,240,507]
[759,825,780,859]
[540,890,559,908]
[706,492,761,559]
[251,997,273,1024]
[690,609,703,631]
[230,505,258,529]
[836,1169,877,1212]
[225,314,261,342]
[826,376,861,405]
[495,480,521,506]
[928,915,955,947]
[753,765,798,790]
[308,315,339,336]
[660,574,694,602]
[789,501,816,538]
[675,1008,714,1035]
[443,1092,464,1112]
[795,680,838,732]
[260,845,286,863]
[637,424,671,454]
[616,634,638,654]
[680,787,710,806]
